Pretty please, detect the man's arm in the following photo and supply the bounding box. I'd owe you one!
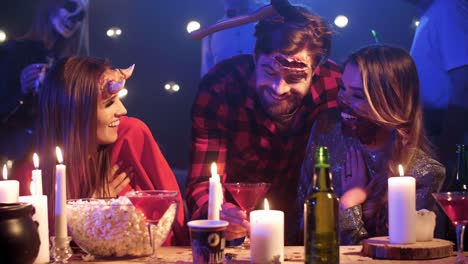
[185,79,227,220]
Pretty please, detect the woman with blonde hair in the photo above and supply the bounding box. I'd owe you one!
[299,45,445,244]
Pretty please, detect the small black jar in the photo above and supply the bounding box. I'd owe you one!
[0,203,40,264]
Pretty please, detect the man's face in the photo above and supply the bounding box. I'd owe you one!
[51,0,87,38]
[254,50,313,120]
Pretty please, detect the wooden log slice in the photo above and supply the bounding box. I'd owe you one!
[362,236,454,260]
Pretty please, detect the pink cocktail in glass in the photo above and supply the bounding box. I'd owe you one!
[127,190,178,263]
[224,182,271,248]
[433,192,468,264]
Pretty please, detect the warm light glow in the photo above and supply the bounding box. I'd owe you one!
[106,28,115,37]
[334,15,349,28]
[414,20,420,27]
[264,198,269,210]
[56,146,63,164]
[398,164,404,176]
[33,153,39,169]
[118,88,128,98]
[163,81,181,93]
[2,164,7,180]
[186,21,201,33]
[106,27,122,38]
[211,162,217,177]
[30,181,36,196]
[0,30,6,43]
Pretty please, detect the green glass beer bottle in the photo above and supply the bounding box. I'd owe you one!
[304,146,339,264]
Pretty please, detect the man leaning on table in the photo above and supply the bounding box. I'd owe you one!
[185,4,342,245]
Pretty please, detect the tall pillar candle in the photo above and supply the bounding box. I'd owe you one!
[388,165,416,244]
[55,147,67,247]
[250,199,284,263]
[19,193,49,263]
[208,162,223,220]
[0,164,19,203]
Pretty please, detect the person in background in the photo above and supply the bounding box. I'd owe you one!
[200,0,258,76]
[407,0,468,184]
[299,45,445,244]
[0,0,89,172]
[186,5,342,245]
[18,56,187,245]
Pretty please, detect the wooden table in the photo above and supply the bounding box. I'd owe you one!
[68,246,467,263]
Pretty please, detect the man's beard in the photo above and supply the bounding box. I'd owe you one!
[257,85,303,121]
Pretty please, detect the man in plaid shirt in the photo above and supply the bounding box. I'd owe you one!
[186,6,342,245]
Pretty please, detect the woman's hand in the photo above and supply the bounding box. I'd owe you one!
[92,163,133,198]
[20,64,47,95]
[220,202,249,241]
[340,146,369,209]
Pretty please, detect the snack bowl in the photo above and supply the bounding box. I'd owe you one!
[66,197,156,259]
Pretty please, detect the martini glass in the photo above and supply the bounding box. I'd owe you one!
[432,192,468,264]
[224,182,271,248]
[126,190,178,263]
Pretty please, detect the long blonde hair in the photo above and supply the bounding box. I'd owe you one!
[37,56,111,222]
[347,45,432,234]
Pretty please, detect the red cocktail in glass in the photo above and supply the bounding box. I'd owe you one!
[433,192,468,264]
[127,190,178,263]
[224,182,271,248]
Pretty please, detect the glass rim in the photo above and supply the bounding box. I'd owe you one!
[125,190,179,197]
[224,182,271,187]
[432,191,468,196]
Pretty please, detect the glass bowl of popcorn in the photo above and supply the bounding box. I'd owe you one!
[66,197,177,259]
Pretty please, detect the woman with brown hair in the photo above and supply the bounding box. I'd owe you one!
[30,56,188,245]
[299,45,445,244]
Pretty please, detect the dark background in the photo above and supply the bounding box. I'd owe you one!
[0,0,420,170]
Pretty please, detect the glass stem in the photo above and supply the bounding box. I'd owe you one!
[148,224,158,263]
[455,224,466,264]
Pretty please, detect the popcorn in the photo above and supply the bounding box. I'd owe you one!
[67,197,157,258]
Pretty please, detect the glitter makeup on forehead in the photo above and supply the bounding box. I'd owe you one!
[273,54,311,83]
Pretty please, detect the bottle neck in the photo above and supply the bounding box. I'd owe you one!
[454,145,468,191]
[313,164,333,192]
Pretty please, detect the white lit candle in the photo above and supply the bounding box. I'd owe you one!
[208,162,223,220]
[0,164,19,203]
[55,146,67,246]
[388,164,416,244]
[32,153,43,195]
[250,199,284,263]
[19,185,50,263]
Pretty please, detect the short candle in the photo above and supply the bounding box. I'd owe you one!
[250,199,284,263]
[0,164,19,203]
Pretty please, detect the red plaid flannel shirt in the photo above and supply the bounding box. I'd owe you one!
[186,55,341,244]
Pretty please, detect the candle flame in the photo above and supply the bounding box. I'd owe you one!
[30,181,36,195]
[264,198,269,210]
[210,162,217,177]
[2,164,7,180]
[33,153,39,169]
[398,164,404,176]
[56,146,63,164]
